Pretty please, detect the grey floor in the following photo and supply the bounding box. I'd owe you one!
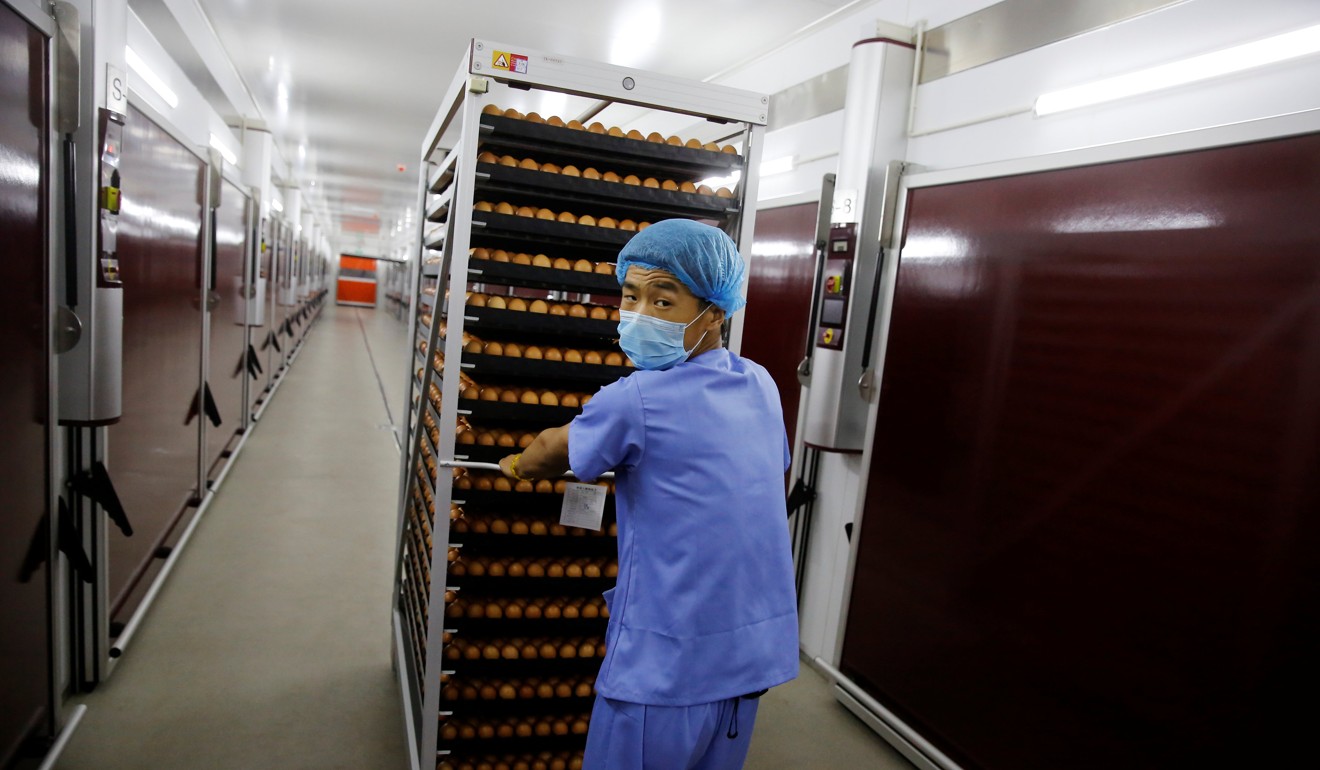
[56,303,910,770]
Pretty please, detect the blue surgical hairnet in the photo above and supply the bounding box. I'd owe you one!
[615,219,747,314]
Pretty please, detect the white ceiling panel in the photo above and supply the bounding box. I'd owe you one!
[138,0,868,254]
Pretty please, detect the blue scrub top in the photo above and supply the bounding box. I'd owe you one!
[569,347,799,706]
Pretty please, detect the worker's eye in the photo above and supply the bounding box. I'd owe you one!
[654,299,670,308]
[622,294,637,302]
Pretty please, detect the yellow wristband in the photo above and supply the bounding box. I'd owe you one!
[509,453,526,481]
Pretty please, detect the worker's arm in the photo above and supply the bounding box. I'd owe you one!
[499,424,571,480]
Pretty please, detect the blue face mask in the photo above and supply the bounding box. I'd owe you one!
[617,306,711,371]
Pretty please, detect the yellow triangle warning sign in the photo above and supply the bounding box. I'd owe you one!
[493,52,509,70]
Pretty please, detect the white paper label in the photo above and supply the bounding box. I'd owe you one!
[106,63,127,114]
[832,188,859,224]
[559,482,606,531]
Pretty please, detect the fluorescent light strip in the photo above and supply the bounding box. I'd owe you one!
[209,134,238,166]
[1035,22,1320,116]
[759,155,795,177]
[272,199,284,213]
[124,46,179,109]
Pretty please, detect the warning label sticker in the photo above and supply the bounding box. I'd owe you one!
[491,50,529,75]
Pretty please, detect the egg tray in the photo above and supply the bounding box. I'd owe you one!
[440,616,608,639]
[429,163,456,193]
[459,305,618,343]
[457,398,582,426]
[446,533,616,558]
[427,196,451,223]
[440,695,596,720]
[437,733,589,757]
[467,259,619,295]
[441,654,603,679]
[475,162,738,223]
[473,211,633,254]
[453,488,615,514]
[460,353,630,387]
[443,575,617,597]
[479,114,743,179]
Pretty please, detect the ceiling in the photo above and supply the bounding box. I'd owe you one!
[131,0,868,257]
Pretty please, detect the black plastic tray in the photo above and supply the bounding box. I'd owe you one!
[460,305,618,341]
[467,258,619,294]
[446,532,616,557]
[460,352,630,386]
[439,616,608,639]
[438,654,604,679]
[480,114,743,178]
[436,733,589,757]
[472,210,633,250]
[437,695,596,720]
[456,398,582,425]
[444,575,616,597]
[475,161,738,221]
[452,488,614,514]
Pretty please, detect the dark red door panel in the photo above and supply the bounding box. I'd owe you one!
[742,202,819,445]
[109,105,204,620]
[0,6,50,764]
[207,179,248,478]
[842,133,1320,769]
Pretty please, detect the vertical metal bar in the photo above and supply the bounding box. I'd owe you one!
[725,121,764,356]
[197,161,213,497]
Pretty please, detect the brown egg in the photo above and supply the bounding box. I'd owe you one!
[582,167,601,180]
[680,180,697,193]
[502,342,522,358]
[486,295,507,309]
[512,252,532,265]
[697,185,715,196]
[516,206,536,218]
[467,292,487,307]
[523,345,543,360]
[475,475,494,490]
[642,177,659,188]
[554,479,568,494]
[479,385,501,401]
[474,201,494,212]
[483,341,503,356]
[561,393,580,408]
[497,432,516,448]
[588,307,608,321]
[547,562,566,578]
[595,262,614,275]
[520,390,540,405]
[565,349,586,364]
[536,207,556,220]
[499,155,519,167]
[567,304,587,318]
[605,561,618,576]
[684,137,702,149]
[548,304,567,316]
[562,603,580,619]
[623,129,643,140]
[529,521,548,536]
[478,151,499,163]
[622,174,641,186]
[532,253,552,267]
[702,142,719,152]
[558,642,576,659]
[537,681,555,698]
[515,479,534,493]
[567,120,585,130]
[716,187,734,198]
[539,391,559,406]
[557,211,577,223]
[503,108,523,119]
[518,433,535,448]
[722,145,738,154]
[661,179,679,191]
[576,214,596,227]
[506,561,525,577]
[638,221,651,230]
[500,389,520,403]
[543,347,563,361]
[618,219,637,232]
[471,247,491,260]
[492,248,511,262]
[526,559,545,575]
[609,309,620,321]
[524,111,545,124]
[462,385,481,400]
[552,257,573,270]
[607,126,624,137]
[496,201,515,214]
[667,135,683,146]
[565,562,583,578]
[529,299,549,313]
[508,297,528,311]
[465,340,484,354]
[584,350,604,364]
[547,115,566,128]
[597,217,617,229]
[560,164,581,176]
[493,476,512,492]
[587,122,606,134]
[481,104,502,115]
[544,603,561,619]
[601,171,620,183]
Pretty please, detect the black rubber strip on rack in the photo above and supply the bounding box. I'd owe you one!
[459,352,631,386]
[474,162,738,222]
[467,259,621,295]
[460,306,619,341]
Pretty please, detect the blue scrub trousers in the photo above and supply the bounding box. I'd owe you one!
[582,693,760,770]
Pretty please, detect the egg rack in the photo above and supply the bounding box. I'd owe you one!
[395,38,765,770]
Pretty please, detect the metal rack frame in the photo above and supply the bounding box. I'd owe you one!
[393,38,767,770]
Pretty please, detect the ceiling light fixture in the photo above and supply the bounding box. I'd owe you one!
[759,156,795,177]
[272,198,284,213]
[1035,22,1320,116]
[208,134,237,166]
[125,46,179,108]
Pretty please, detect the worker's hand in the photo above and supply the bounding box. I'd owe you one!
[498,453,523,480]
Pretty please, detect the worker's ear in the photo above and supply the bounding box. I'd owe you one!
[704,304,726,333]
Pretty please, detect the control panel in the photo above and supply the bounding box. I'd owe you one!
[814,222,856,350]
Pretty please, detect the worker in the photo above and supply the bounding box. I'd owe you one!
[499,219,799,769]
